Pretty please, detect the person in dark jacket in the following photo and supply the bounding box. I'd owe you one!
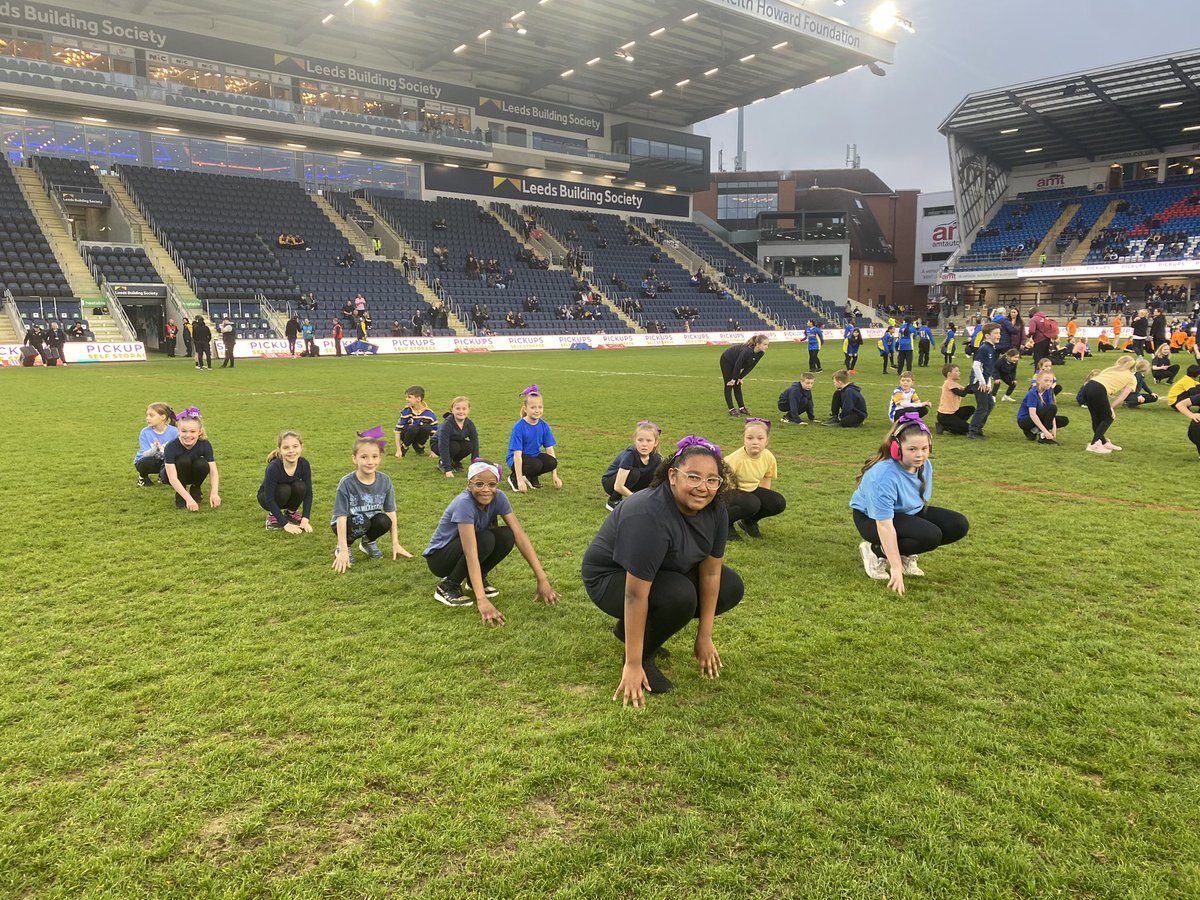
[1150,307,1168,352]
[23,323,46,362]
[192,316,212,369]
[821,370,868,427]
[219,317,237,368]
[43,322,66,365]
[719,334,770,416]
[285,315,301,356]
[431,397,481,476]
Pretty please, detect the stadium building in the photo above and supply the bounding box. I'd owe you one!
[939,50,1200,321]
[0,0,902,363]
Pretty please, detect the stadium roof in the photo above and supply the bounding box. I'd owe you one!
[939,49,1200,169]
[116,0,896,126]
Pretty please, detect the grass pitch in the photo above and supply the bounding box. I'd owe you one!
[0,344,1197,898]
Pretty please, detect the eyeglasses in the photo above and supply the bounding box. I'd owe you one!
[676,470,723,489]
[468,480,499,489]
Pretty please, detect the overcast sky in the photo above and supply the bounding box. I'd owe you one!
[693,0,1198,194]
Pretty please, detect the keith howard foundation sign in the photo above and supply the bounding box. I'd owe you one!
[424,166,690,217]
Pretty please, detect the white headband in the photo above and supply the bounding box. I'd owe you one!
[467,461,501,482]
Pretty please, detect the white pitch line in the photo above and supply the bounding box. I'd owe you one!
[419,361,707,378]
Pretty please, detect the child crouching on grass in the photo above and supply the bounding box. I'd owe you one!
[724,418,786,540]
[332,429,412,572]
[423,459,560,625]
[601,421,663,511]
[888,371,931,421]
[935,364,973,435]
[258,430,314,533]
[134,402,178,486]
[778,373,816,425]
[431,396,479,477]
[164,407,220,511]
[395,385,438,458]
[820,370,868,427]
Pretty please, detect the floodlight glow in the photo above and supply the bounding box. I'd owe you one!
[650,89,663,97]
[321,13,334,24]
[587,57,601,65]
[676,79,690,86]
[650,27,665,36]
[740,53,756,62]
[454,44,467,53]
[682,13,699,22]
[704,67,718,76]
[1159,101,1183,109]
[869,2,897,33]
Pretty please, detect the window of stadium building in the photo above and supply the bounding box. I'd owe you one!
[716,191,778,224]
[803,214,846,240]
[1166,155,1199,178]
[763,255,842,278]
[627,138,704,168]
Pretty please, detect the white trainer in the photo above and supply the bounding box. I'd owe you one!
[1086,442,1112,454]
[901,555,925,576]
[858,541,888,580]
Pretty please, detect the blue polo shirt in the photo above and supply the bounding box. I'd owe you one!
[850,459,932,520]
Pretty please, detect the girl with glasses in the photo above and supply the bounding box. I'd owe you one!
[424,460,559,623]
[582,436,744,707]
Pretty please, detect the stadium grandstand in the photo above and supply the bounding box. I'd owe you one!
[937,50,1200,322]
[0,0,900,358]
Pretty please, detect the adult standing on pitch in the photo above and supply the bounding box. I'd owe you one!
[582,436,743,706]
[719,334,769,417]
[219,316,238,369]
[1027,307,1052,368]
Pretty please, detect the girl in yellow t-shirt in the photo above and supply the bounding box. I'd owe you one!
[723,418,787,540]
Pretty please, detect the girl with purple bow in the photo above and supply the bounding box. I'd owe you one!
[506,385,562,493]
[582,435,744,707]
[601,421,663,512]
[850,414,969,595]
[164,407,221,511]
[723,418,787,541]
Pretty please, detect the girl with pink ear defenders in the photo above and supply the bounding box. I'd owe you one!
[850,413,967,596]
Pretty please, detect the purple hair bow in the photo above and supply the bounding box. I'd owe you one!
[675,435,721,457]
[744,417,772,432]
[357,425,388,449]
[637,419,662,434]
[520,384,540,396]
[177,406,201,420]
[894,412,931,435]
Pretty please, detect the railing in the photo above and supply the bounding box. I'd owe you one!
[955,250,1066,269]
[101,283,138,341]
[2,289,25,335]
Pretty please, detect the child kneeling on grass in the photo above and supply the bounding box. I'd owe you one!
[820,370,868,427]
[423,460,560,624]
[1017,371,1069,445]
[332,429,412,572]
[778,373,816,424]
[935,364,973,435]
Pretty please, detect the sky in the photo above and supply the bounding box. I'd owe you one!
[693,0,1199,195]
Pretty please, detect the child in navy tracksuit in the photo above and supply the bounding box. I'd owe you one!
[822,370,868,427]
[778,373,816,424]
[879,328,896,374]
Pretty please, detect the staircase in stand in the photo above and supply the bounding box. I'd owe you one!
[97,173,201,310]
[1063,200,1120,266]
[1027,203,1081,266]
[312,194,374,257]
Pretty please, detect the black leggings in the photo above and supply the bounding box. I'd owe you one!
[896,349,913,372]
[1152,364,1179,383]
[725,487,787,526]
[1018,404,1069,438]
[1189,420,1200,456]
[853,506,969,557]
[515,453,557,485]
[1080,380,1114,444]
[590,565,744,658]
[195,345,211,368]
[936,408,974,435]
[424,527,516,585]
[918,341,930,367]
[808,348,821,370]
[431,434,472,471]
[257,481,308,516]
[170,456,209,505]
[399,423,432,449]
[135,455,164,479]
[720,361,746,410]
[332,511,391,544]
[602,467,656,505]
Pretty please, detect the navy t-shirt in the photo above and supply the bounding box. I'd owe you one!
[164,438,215,468]
[602,446,662,482]
[581,481,728,599]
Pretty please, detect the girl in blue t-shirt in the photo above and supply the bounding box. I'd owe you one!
[602,420,663,511]
[850,413,968,595]
[134,402,179,487]
[506,385,562,492]
[424,459,560,623]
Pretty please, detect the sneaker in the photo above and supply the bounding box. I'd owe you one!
[525,475,540,490]
[641,657,674,694]
[934,422,945,435]
[334,545,356,566]
[738,407,751,416]
[819,417,840,427]
[287,510,302,523]
[740,520,762,538]
[728,408,741,418]
[1104,441,1122,451]
[1001,395,1016,402]
[779,417,795,426]
[265,514,283,529]
[858,541,888,580]
[726,525,743,542]
[900,555,925,576]
[473,580,500,599]
[360,538,384,559]
[1086,442,1113,454]
[966,431,986,440]
[507,471,520,491]
[434,579,473,607]
[137,475,153,487]
[399,443,409,458]
[1037,435,1058,445]
[605,500,618,512]
[414,444,427,456]
[847,369,856,375]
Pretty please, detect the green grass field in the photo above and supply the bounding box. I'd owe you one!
[1,344,1197,898]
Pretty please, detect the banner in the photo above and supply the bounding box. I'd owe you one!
[943,257,1200,283]
[110,283,168,299]
[58,189,110,207]
[424,165,691,217]
[0,341,146,365]
[475,93,604,137]
[699,0,895,62]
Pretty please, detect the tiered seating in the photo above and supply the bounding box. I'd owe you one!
[0,54,135,97]
[1084,180,1200,264]
[118,166,432,330]
[0,55,107,83]
[0,160,74,298]
[318,113,485,150]
[82,245,164,285]
[960,192,1080,266]
[14,298,93,337]
[325,191,360,220]
[533,207,772,334]
[204,301,276,338]
[648,217,839,328]
[369,195,627,335]
[31,155,103,191]
[163,93,296,123]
